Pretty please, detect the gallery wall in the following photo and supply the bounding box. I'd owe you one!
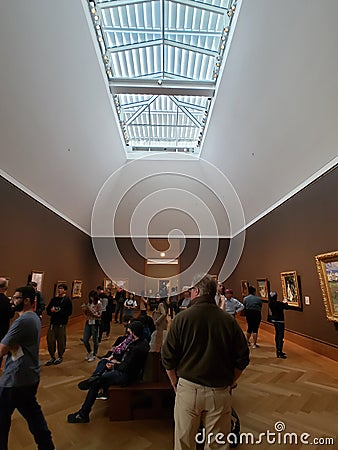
[2,161,338,348]
[0,176,106,326]
[225,165,338,346]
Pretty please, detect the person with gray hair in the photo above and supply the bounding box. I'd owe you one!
[161,274,250,450]
[0,278,14,368]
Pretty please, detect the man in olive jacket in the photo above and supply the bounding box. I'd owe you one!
[161,274,249,450]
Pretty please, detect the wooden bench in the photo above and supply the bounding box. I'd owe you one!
[107,352,175,421]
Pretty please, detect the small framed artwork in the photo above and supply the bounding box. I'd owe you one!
[103,277,112,291]
[71,280,83,298]
[241,280,249,297]
[256,278,269,301]
[315,251,338,322]
[280,271,301,308]
[30,271,44,292]
[54,281,67,296]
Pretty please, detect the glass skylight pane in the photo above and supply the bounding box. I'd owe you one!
[90,0,238,153]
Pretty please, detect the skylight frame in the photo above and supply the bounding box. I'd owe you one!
[87,0,238,155]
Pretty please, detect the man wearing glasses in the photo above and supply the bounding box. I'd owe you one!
[162,274,250,450]
[0,286,55,450]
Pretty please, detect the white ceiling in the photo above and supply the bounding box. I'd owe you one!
[1,0,338,238]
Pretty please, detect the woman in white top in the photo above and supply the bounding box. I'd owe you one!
[123,292,137,320]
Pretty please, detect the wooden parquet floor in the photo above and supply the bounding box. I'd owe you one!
[3,317,338,450]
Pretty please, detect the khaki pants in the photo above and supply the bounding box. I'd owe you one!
[174,378,231,450]
[47,324,67,359]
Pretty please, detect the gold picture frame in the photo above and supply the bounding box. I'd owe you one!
[103,277,113,291]
[315,251,338,322]
[241,280,249,297]
[280,271,301,308]
[256,278,269,301]
[71,280,83,298]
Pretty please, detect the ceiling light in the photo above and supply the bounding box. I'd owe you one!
[160,252,166,257]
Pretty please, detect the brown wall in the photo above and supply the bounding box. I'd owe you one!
[226,166,338,346]
[0,176,106,325]
[2,163,338,347]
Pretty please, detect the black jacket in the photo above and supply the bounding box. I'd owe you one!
[269,300,290,322]
[115,338,150,382]
[46,296,72,325]
[0,293,14,340]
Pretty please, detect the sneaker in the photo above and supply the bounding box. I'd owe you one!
[85,353,90,361]
[67,411,89,423]
[53,357,63,365]
[87,355,96,362]
[96,392,108,400]
[45,358,55,366]
[251,344,257,349]
[277,353,287,359]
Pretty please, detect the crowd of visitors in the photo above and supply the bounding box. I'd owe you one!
[0,274,291,449]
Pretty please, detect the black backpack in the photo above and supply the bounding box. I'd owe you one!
[196,407,240,449]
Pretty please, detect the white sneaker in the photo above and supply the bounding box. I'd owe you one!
[85,353,90,361]
[87,354,96,362]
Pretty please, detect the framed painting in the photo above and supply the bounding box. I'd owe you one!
[241,280,249,297]
[280,271,301,308]
[71,280,83,298]
[54,280,67,296]
[31,271,44,292]
[103,277,112,291]
[315,251,338,322]
[256,278,269,301]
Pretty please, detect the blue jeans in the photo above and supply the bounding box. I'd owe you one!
[0,383,54,450]
[83,321,99,355]
[80,369,128,417]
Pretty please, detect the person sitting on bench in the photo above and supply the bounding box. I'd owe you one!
[67,321,150,423]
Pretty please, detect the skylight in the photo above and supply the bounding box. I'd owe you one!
[87,0,238,156]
